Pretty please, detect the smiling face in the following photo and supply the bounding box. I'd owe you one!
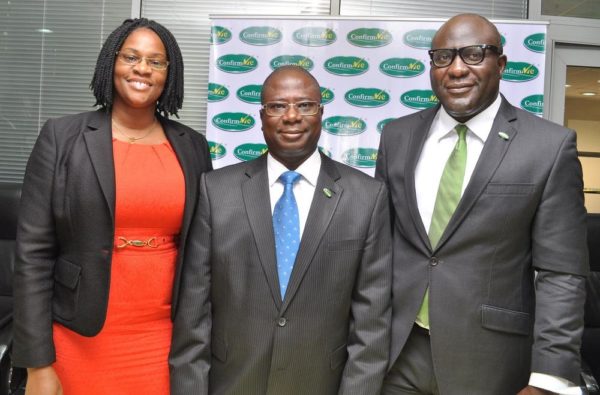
[260,68,323,170]
[112,28,167,113]
[430,14,507,123]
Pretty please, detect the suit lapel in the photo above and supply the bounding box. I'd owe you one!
[242,155,283,309]
[281,154,342,312]
[83,110,115,220]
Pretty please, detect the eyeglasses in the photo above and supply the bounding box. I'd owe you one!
[262,101,322,117]
[116,51,169,71]
[428,44,502,68]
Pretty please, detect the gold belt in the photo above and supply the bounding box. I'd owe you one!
[115,235,178,249]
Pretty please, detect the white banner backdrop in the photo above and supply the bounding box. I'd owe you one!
[207,17,547,175]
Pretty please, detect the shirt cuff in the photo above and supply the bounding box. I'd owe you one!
[529,372,582,395]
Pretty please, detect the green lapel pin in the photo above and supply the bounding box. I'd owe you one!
[498,131,509,140]
[323,188,332,198]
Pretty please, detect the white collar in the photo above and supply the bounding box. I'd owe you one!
[267,149,321,187]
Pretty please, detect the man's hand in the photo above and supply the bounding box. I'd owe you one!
[25,366,63,395]
[517,385,555,395]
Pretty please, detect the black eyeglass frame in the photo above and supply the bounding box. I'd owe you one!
[428,44,503,68]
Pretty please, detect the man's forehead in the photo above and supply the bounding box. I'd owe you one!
[433,20,498,48]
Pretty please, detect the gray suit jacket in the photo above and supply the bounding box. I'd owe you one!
[13,110,212,367]
[170,153,392,395]
[375,97,589,395]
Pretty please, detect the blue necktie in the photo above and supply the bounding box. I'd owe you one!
[273,171,302,298]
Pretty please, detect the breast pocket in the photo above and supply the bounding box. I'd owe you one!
[53,257,82,321]
[326,239,363,252]
[484,183,534,196]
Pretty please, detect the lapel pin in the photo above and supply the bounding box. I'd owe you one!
[323,188,333,198]
[498,131,509,140]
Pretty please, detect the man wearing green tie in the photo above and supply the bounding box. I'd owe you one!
[376,13,588,395]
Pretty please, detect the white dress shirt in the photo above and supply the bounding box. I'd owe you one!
[267,149,321,237]
[414,95,580,395]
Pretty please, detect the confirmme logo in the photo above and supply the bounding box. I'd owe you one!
[520,94,544,114]
[239,26,282,46]
[344,88,390,108]
[212,112,256,132]
[322,116,367,136]
[502,62,539,82]
[208,141,227,160]
[403,29,436,49]
[207,83,229,102]
[341,148,378,168]
[347,28,392,48]
[270,55,314,71]
[377,118,396,134]
[236,85,262,104]
[293,27,336,46]
[523,33,545,53]
[210,26,232,45]
[234,143,268,161]
[324,56,369,76]
[379,58,425,78]
[216,54,258,74]
[320,87,335,104]
[400,90,438,110]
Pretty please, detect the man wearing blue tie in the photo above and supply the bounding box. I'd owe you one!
[170,65,392,395]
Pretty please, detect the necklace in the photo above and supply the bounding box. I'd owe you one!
[112,117,158,144]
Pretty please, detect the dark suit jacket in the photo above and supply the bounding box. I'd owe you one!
[13,109,212,368]
[170,153,392,395]
[375,97,589,395]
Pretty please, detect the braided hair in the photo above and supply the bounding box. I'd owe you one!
[90,18,184,118]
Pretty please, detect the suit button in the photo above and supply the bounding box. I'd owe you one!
[430,257,439,266]
[278,317,287,327]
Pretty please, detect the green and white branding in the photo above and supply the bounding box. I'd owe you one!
[320,87,335,104]
[501,35,507,47]
[234,143,268,161]
[239,26,282,46]
[207,83,229,102]
[208,141,227,160]
[270,55,314,70]
[318,146,332,157]
[502,62,539,82]
[403,29,436,49]
[376,118,396,134]
[347,28,392,48]
[212,112,256,132]
[400,90,439,110]
[216,54,258,74]
[344,88,390,108]
[324,56,369,76]
[210,26,232,45]
[379,58,425,78]
[523,33,545,53]
[293,27,337,46]
[520,94,544,114]
[341,148,378,168]
[236,85,262,104]
[322,116,367,136]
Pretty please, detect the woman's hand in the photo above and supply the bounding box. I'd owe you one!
[25,366,63,395]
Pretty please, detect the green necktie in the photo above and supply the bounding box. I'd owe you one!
[416,124,468,329]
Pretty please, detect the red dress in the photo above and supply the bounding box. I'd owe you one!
[53,138,185,394]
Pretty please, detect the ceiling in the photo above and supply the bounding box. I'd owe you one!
[566,66,600,101]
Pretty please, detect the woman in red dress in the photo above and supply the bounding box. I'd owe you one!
[13,18,212,394]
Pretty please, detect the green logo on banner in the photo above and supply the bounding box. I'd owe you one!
[318,146,332,157]
[347,28,392,48]
[239,26,282,46]
[324,56,369,76]
[377,118,396,134]
[293,27,337,46]
[341,148,378,168]
[344,88,390,108]
[212,112,255,132]
[234,143,268,161]
[320,87,335,104]
[400,90,439,109]
[322,116,367,136]
[502,62,539,82]
[501,35,507,47]
[523,33,546,53]
[210,26,232,45]
[236,85,262,104]
[379,58,425,78]
[520,94,544,114]
[207,83,229,102]
[270,55,314,70]
[403,29,436,49]
[216,54,258,74]
[208,141,227,160]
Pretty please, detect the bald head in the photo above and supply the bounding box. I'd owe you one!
[432,13,503,50]
[261,66,321,104]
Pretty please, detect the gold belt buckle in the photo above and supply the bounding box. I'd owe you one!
[116,236,158,249]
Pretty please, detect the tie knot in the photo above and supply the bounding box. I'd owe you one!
[455,124,468,140]
[279,170,301,186]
